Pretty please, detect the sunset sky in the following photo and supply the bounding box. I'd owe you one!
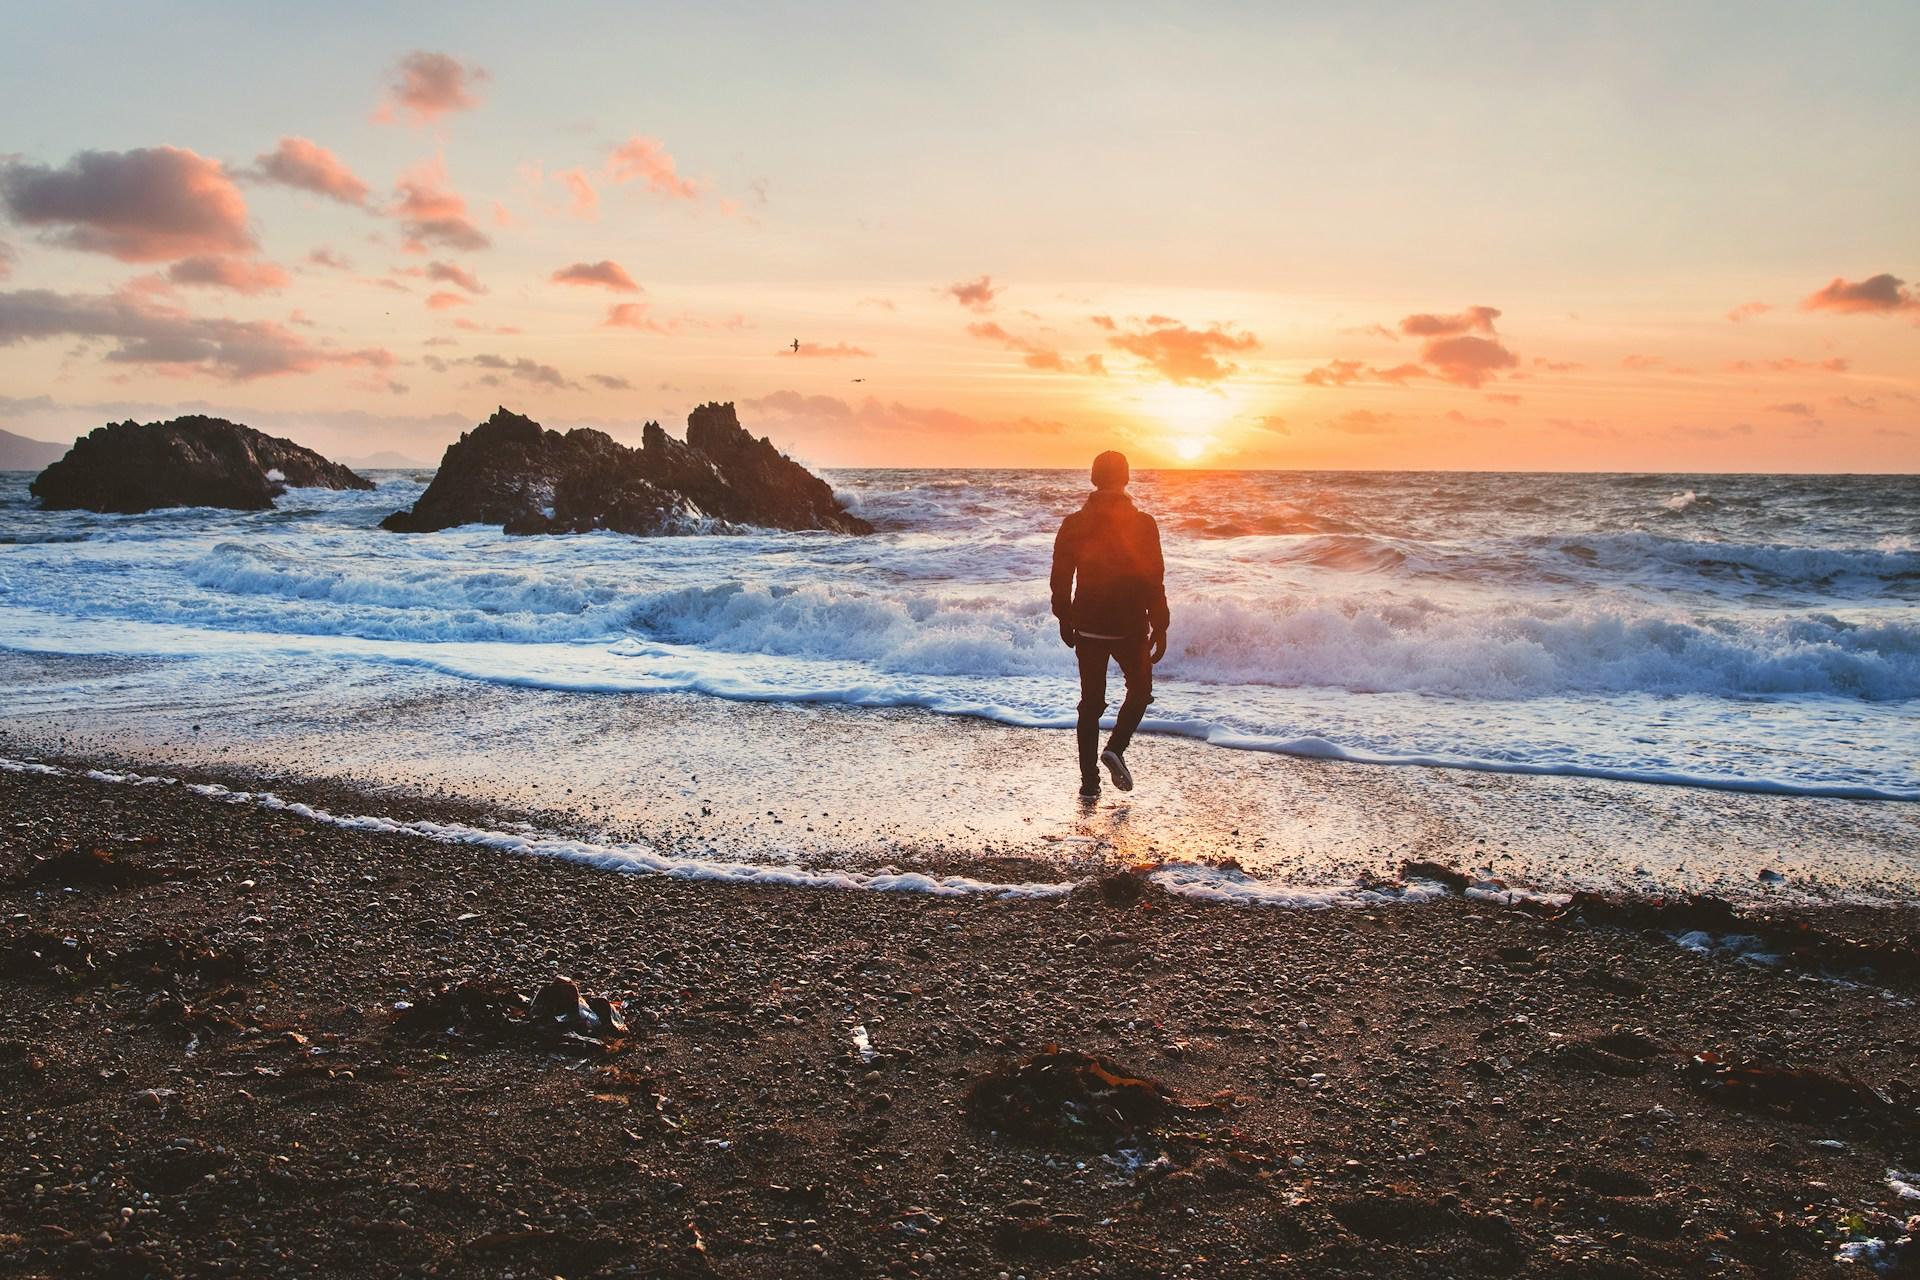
[1,2,1915,472]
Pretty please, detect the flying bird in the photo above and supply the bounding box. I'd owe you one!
[850,377,866,383]
[790,339,801,353]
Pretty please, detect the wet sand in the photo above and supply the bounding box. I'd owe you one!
[4,760,1920,1277]
[4,650,1918,901]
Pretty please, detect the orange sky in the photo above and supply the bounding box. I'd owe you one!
[1,6,1915,472]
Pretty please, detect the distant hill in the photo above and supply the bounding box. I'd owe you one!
[342,450,433,470]
[0,427,70,472]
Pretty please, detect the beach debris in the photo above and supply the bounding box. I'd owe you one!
[1554,891,1920,983]
[11,845,189,891]
[1400,860,1472,891]
[966,1046,1174,1146]
[850,1023,877,1063]
[1086,866,1154,908]
[1759,868,1786,884]
[112,932,254,992]
[1684,1051,1919,1129]
[393,974,629,1052]
[1833,1217,1920,1271]
[0,927,97,980]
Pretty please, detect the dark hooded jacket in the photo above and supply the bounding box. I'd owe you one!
[1050,489,1169,639]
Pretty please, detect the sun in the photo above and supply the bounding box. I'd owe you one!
[1127,383,1239,465]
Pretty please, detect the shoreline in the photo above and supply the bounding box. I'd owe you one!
[7,650,1919,905]
[5,755,1920,1276]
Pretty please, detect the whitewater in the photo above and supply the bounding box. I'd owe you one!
[0,467,1915,800]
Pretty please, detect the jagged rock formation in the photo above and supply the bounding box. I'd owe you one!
[30,416,372,513]
[380,403,872,536]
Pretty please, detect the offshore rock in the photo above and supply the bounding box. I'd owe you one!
[31,416,372,513]
[379,403,871,535]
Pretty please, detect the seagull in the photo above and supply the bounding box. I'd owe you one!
[850,377,866,383]
[790,339,801,353]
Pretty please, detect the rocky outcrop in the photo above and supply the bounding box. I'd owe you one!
[380,403,871,536]
[30,416,372,513]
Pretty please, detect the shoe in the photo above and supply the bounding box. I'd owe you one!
[1101,749,1134,792]
[1078,776,1101,799]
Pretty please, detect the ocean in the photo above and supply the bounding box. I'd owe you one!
[1,466,1915,804]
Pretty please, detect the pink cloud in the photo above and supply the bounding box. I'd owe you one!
[0,147,253,262]
[1421,335,1517,387]
[453,318,521,335]
[1302,358,1364,387]
[1766,401,1817,417]
[947,275,1000,311]
[782,342,873,359]
[424,260,484,293]
[1725,356,1850,373]
[491,200,519,229]
[0,287,392,379]
[306,246,352,271]
[0,240,15,281]
[1109,318,1258,384]
[1326,409,1398,434]
[375,52,488,126]
[966,319,1104,376]
[1800,273,1917,315]
[1726,300,1772,323]
[1398,305,1499,338]
[606,137,699,200]
[250,138,369,206]
[1307,312,1518,389]
[603,302,670,332]
[165,255,289,295]
[1620,353,1664,370]
[388,155,489,252]
[425,291,469,310]
[552,260,639,292]
[555,168,598,220]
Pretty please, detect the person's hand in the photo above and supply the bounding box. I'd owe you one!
[1058,619,1078,648]
[1149,628,1168,664]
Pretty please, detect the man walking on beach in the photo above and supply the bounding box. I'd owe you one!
[1051,450,1169,799]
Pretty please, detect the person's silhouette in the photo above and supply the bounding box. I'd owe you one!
[1050,451,1169,798]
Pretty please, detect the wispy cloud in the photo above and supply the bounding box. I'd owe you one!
[606,136,700,200]
[247,138,370,206]
[165,255,289,295]
[0,287,393,380]
[388,154,490,252]
[947,275,1000,311]
[552,260,639,292]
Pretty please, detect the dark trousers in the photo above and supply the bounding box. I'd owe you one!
[1074,633,1153,782]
